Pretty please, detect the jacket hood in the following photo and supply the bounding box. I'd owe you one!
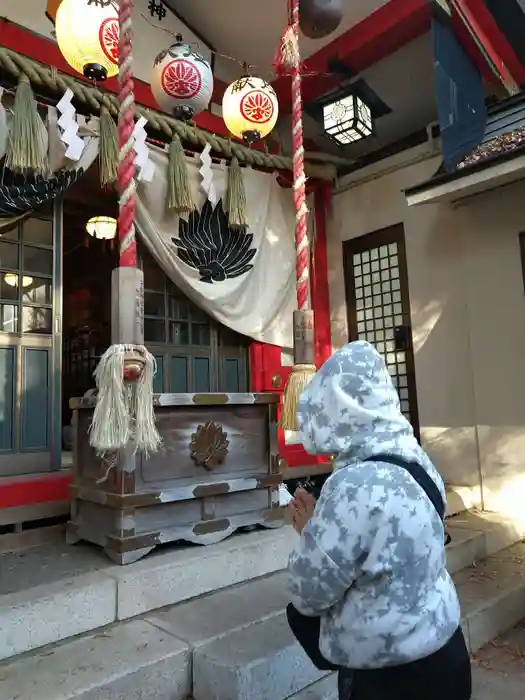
[296,341,423,468]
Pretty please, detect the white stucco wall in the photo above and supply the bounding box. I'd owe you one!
[328,144,525,524]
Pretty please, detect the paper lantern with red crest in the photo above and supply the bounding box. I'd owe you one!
[55,0,119,82]
[151,37,214,121]
[222,76,279,144]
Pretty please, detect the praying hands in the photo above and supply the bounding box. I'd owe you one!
[288,487,317,534]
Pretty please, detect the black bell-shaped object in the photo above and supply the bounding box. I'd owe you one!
[299,0,344,39]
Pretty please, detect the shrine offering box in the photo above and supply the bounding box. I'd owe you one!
[66,392,283,564]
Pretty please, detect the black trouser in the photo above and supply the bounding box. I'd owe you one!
[286,604,472,700]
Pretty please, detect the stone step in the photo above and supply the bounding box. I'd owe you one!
[192,542,525,700]
[1,539,523,700]
[0,509,519,696]
[446,485,482,517]
[286,674,338,699]
[193,612,328,700]
[445,509,520,574]
[460,542,525,652]
[0,511,499,664]
[147,571,291,648]
[0,526,295,661]
[0,619,190,700]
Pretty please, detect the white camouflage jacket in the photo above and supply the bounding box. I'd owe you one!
[287,341,460,669]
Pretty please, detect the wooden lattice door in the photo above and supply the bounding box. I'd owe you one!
[342,224,420,438]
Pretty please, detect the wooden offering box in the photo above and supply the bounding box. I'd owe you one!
[66,392,283,564]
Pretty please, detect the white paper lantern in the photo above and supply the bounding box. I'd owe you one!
[55,0,119,82]
[222,76,279,144]
[151,39,214,121]
[4,274,33,288]
[86,216,117,240]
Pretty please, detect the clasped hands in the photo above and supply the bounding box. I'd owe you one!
[286,487,317,534]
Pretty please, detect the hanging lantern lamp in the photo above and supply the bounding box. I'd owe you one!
[4,274,33,288]
[55,0,119,82]
[222,76,279,144]
[322,93,373,145]
[86,216,117,240]
[151,36,214,121]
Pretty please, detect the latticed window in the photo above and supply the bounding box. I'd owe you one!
[0,216,54,336]
[343,225,420,437]
[140,248,249,394]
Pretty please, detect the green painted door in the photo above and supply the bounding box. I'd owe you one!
[0,206,62,476]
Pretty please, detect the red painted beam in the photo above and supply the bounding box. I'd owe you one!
[0,19,231,137]
[274,0,431,110]
[453,0,525,87]
[0,473,72,509]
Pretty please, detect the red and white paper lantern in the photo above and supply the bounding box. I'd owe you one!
[151,39,214,121]
[222,76,279,144]
[55,0,119,82]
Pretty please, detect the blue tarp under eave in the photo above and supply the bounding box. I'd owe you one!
[432,18,487,171]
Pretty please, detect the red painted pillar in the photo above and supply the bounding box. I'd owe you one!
[248,181,332,471]
[311,182,332,366]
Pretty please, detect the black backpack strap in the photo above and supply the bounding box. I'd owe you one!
[366,454,445,521]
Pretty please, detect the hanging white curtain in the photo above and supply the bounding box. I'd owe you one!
[135,147,296,347]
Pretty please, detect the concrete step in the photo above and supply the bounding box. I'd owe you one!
[0,536,523,700]
[0,619,190,700]
[445,509,521,574]
[147,571,291,647]
[446,485,482,516]
[0,526,295,661]
[191,542,525,700]
[193,612,328,700]
[286,674,338,699]
[1,510,504,664]
[460,542,525,652]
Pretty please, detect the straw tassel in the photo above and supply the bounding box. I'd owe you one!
[167,133,195,214]
[226,156,248,229]
[89,345,162,457]
[6,73,48,174]
[280,310,316,431]
[99,106,118,187]
[275,25,299,74]
[281,363,316,430]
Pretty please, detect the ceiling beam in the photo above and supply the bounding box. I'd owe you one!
[451,0,525,88]
[274,0,432,111]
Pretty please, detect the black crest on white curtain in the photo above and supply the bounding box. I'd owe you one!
[173,199,257,283]
[0,167,84,217]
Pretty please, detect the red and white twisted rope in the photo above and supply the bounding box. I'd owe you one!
[289,0,309,311]
[118,0,136,268]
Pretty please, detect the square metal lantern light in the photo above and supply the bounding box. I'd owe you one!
[322,93,373,145]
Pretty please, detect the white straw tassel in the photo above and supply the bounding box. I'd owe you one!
[89,344,161,457]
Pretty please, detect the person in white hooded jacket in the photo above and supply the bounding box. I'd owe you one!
[286,341,471,700]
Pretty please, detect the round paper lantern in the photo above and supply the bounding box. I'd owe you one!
[299,0,343,39]
[222,76,279,144]
[55,0,119,82]
[86,216,117,240]
[151,37,213,121]
[4,274,33,288]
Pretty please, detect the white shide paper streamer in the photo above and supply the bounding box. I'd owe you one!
[133,116,155,183]
[199,142,217,205]
[56,88,85,161]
